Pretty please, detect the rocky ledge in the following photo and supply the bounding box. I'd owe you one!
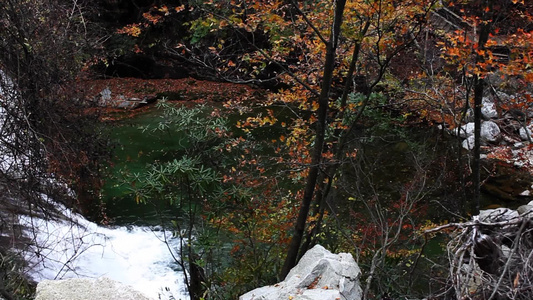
[35,277,152,300]
[33,245,362,300]
[240,244,363,300]
[447,90,533,174]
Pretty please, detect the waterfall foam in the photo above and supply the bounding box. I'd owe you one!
[18,203,188,299]
[1,70,188,299]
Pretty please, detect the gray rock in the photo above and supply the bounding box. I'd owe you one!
[97,88,146,109]
[478,208,519,223]
[485,73,506,89]
[513,142,526,149]
[240,245,362,300]
[517,205,533,216]
[495,91,513,103]
[456,122,475,138]
[116,98,143,109]
[459,261,483,295]
[519,122,533,141]
[519,127,532,141]
[99,88,112,106]
[481,97,498,120]
[480,121,500,143]
[35,277,152,300]
[514,160,525,168]
[462,135,475,150]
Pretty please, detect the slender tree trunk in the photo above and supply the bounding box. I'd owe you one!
[299,173,330,259]
[338,20,371,110]
[298,19,372,255]
[472,0,492,215]
[472,79,483,215]
[280,0,346,279]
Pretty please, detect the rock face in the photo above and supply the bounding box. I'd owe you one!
[455,121,501,148]
[240,245,362,300]
[481,97,498,120]
[97,87,153,109]
[444,91,533,173]
[457,122,475,138]
[519,122,533,141]
[462,135,475,150]
[35,277,152,300]
[480,120,501,143]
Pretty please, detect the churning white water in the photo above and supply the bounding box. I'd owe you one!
[1,70,188,299]
[19,203,188,299]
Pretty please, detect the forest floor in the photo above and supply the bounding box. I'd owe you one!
[77,77,263,121]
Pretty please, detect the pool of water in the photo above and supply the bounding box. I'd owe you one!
[100,108,187,226]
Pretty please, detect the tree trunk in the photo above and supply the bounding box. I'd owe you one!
[280,0,346,279]
[472,0,492,215]
[298,19,371,257]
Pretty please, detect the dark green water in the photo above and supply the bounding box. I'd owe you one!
[99,103,284,226]
[101,108,186,225]
[100,102,532,227]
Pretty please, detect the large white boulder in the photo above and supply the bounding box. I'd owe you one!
[35,277,152,300]
[478,207,520,223]
[455,122,475,138]
[457,120,501,150]
[480,120,501,143]
[481,97,498,120]
[240,245,362,300]
[462,135,476,150]
[519,122,533,141]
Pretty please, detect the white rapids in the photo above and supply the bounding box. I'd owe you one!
[18,204,188,300]
[1,70,188,299]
